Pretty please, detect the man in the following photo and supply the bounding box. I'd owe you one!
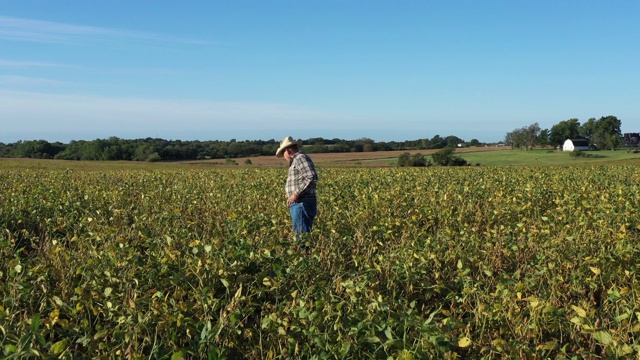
[276,136,318,250]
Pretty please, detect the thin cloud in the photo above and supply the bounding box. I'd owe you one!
[0,76,68,86]
[0,59,65,67]
[0,16,215,47]
[0,90,350,133]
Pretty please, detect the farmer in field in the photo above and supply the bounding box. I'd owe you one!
[276,136,318,251]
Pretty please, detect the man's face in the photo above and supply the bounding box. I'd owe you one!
[283,148,292,165]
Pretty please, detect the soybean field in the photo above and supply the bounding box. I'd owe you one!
[1,164,639,359]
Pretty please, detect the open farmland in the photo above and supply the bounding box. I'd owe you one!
[1,162,640,358]
[188,147,511,168]
[188,147,640,168]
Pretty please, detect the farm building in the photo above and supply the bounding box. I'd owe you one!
[624,133,639,147]
[562,138,590,151]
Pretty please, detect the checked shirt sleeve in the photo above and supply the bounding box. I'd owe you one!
[286,153,318,199]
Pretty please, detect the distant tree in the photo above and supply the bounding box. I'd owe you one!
[430,135,447,149]
[592,115,623,150]
[10,140,65,158]
[468,139,481,147]
[416,138,432,149]
[504,132,514,149]
[133,143,157,161]
[549,118,581,146]
[356,137,374,150]
[445,135,464,148]
[523,123,541,150]
[505,127,528,150]
[537,129,550,147]
[0,142,8,157]
[580,117,597,142]
[363,143,375,152]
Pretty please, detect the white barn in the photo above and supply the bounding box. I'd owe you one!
[562,138,590,151]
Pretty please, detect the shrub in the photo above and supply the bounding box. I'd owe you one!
[431,147,467,166]
[147,153,161,162]
[570,149,605,159]
[398,153,430,167]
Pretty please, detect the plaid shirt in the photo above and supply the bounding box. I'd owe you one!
[286,152,318,200]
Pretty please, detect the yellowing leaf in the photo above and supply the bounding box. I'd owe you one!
[457,336,472,348]
[620,287,630,295]
[49,309,60,322]
[536,340,558,350]
[50,339,69,354]
[491,338,507,350]
[572,305,587,318]
[589,267,601,275]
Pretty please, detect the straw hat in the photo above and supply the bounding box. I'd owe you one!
[275,136,302,157]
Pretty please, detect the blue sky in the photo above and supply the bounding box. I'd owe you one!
[1,1,638,143]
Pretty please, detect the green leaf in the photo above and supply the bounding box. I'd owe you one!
[31,314,41,331]
[4,344,17,354]
[363,336,381,343]
[171,351,185,360]
[384,326,393,340]
[51,339,69,354]
[593,331,612,346]
[383,339,403,348]
[94,330,108,340]
[615,313,629,322]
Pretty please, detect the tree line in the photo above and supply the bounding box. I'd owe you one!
[0,135,483,161]
[505,115,628,151]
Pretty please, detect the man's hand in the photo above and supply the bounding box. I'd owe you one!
[287,193,298,206]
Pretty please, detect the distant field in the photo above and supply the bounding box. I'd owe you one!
[226,147,640,167]
[460,148,640,166]
[1,147,638,169]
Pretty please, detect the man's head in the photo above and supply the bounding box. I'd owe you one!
[276,136,302,158]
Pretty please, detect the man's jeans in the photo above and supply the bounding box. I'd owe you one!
[289,199,317,249]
